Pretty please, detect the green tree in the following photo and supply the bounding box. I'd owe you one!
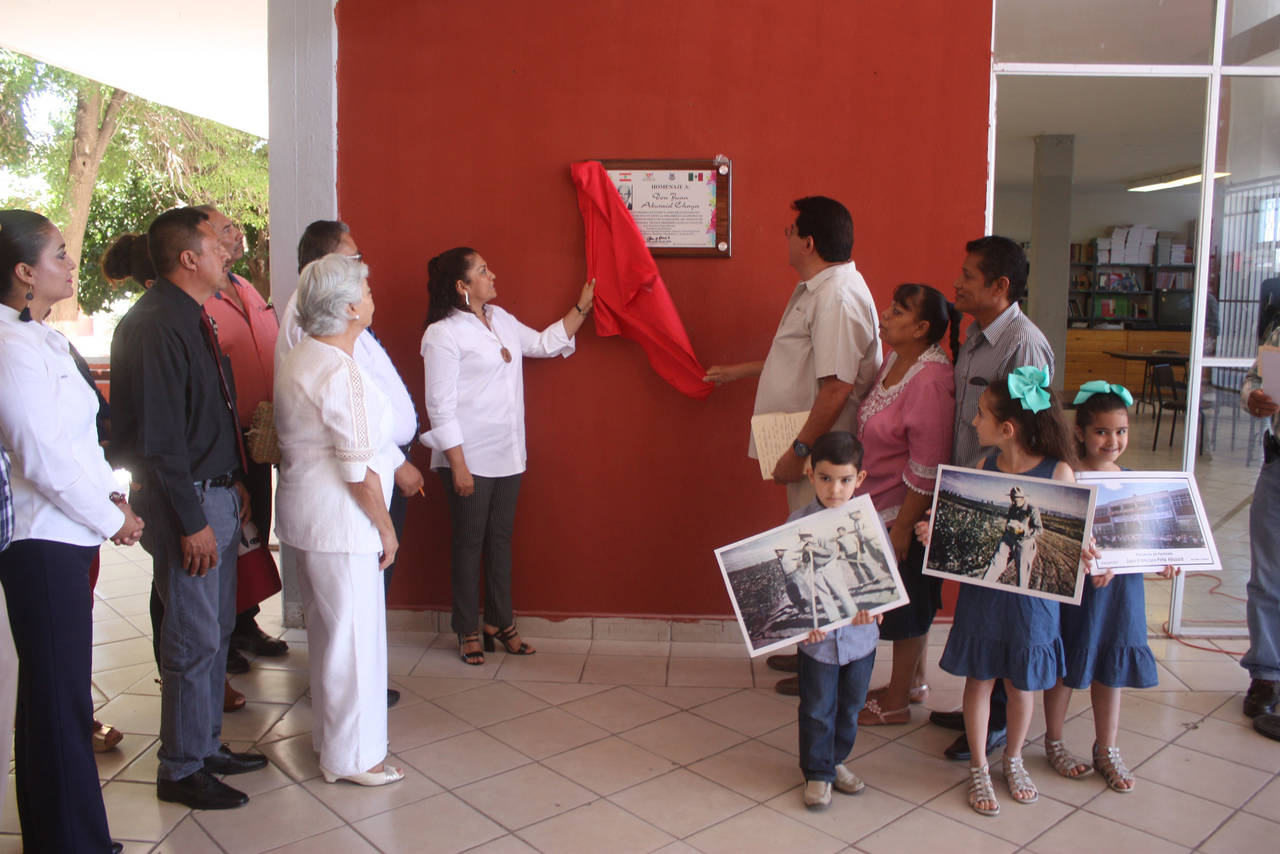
[0,48,269,317]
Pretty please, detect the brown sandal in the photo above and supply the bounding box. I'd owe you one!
[857,697,911,726]
[91,720,123,753]
[223,680,246,712]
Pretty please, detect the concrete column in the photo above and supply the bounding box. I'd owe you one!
[268,0,338,627]
[1027,134,1074,390]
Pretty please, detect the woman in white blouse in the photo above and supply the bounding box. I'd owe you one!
[275,254,421,787]
[0,209,144,852]
[420,247,594,665]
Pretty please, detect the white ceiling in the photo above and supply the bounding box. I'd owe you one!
[996,0,1217,65]
[0,0,268,138]
[995,75,1209,190]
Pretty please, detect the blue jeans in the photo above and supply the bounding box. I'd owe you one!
[797,647,875,782]
[1244,457,1280,681]
[141,483,241,781]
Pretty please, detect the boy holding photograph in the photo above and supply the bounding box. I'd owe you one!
[791,431,882,810]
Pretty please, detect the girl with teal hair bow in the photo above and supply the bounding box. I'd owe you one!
[1040,380,1175,795]
[923,367,1085,817]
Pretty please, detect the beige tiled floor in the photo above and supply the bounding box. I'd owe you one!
[3,539,1277,853]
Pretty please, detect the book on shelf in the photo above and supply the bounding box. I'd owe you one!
[1155,271,1193,290]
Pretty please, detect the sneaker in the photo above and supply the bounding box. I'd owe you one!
[834,763,866,795]
[803,779,832,810]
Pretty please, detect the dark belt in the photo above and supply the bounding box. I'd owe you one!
[195,471,241,490]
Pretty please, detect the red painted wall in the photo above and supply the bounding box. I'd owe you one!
[335,0,992,618]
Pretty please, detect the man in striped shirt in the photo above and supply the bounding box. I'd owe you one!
[951,236,1055,468]
[931,236,1054,761]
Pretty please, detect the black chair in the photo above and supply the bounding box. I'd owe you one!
[1150,363,1205,454]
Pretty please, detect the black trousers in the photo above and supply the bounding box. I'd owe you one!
[0,539,113,853]
[384,485,408,599]
[438,470,522,634]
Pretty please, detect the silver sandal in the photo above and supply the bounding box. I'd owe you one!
[1093,742,1135,792]
[1045,738,1093,779]
[967,763,999,816]
[1002,755,1039,804]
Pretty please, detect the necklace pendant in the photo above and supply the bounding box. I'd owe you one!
[501,347,512,363]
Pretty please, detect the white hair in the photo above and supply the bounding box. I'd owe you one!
[296,254,369,337]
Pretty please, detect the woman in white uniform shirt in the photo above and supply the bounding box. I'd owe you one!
[275,254,421,786]
[421,248,594,665]
[0,209,144,852]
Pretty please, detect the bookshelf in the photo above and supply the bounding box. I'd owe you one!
[1067,231,1195,329]
[1067,260,1196,329]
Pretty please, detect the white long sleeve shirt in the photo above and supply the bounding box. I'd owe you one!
[419,305,574,477]
[274,336,404,554]
[0,304,123,546]
[276,291,418,447]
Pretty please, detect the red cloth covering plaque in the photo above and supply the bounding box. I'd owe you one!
[571,160,711,400]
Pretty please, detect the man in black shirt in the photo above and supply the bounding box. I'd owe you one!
[111,207,267,810]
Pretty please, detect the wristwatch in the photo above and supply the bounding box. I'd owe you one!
[792,439,811,459]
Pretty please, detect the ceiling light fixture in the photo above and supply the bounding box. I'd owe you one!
[1127,168,1230,193]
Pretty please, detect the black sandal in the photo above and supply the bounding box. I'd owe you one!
[483,624,535,655]
[458,632,485,665]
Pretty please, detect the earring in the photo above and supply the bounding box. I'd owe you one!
[464,291,470,307]
[17,288,33,322]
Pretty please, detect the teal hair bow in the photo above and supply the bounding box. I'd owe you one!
[1007,365,1052,413]
[1073,380,1134,407]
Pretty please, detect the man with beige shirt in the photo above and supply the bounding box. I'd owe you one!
[705,196,881,692]
[704,195,881,511]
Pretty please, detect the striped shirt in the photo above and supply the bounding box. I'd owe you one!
[952,302,1055,468]
[1242,325,1280,436]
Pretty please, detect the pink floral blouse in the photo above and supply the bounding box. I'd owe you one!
[855,344,956,527]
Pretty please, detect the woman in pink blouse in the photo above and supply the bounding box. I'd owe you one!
[854,283,959,726]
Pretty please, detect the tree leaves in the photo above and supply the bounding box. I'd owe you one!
[0,48,269,315]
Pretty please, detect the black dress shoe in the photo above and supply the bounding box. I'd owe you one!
[387,688,401,708]
[111,843,124,854]
[943,727,1007,761]
[232,624,289,657]
[203,743,268,775]
[929,709,965,731]
[1243,679,1280,718]
[157,769,248,809]
[226,647,250,674]
[1254,713,1280,742]
[766,653,799,673]
[774,675,799,696]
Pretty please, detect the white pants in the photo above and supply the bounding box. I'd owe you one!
[296,550,388,776]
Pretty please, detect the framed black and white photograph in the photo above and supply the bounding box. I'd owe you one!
[713,495,909,657]
[1076,471,1221,573]
[923,465,1098,605]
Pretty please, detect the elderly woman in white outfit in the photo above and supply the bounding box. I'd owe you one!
[420,247,594,665]
[274,254,421,786]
